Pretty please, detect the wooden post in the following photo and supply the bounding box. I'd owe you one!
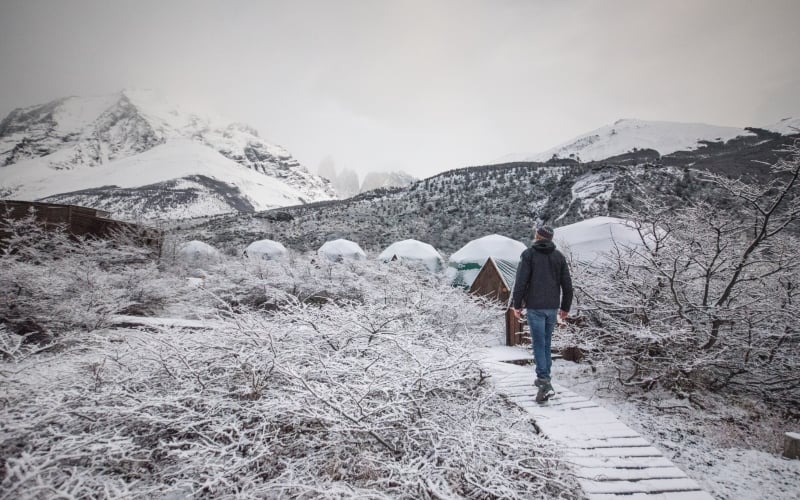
[785,432,800,459]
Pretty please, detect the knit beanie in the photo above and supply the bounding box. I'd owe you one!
[535,225,554,240]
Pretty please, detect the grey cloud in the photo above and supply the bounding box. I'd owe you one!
[1,0,798,179]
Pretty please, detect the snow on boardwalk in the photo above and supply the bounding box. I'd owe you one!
[480,354,714,500]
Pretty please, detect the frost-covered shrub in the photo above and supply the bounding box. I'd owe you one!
[0,213,183,344]
[1,258,580,499]
[567,143,800,412]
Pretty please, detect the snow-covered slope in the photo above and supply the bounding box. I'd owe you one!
[0,90,335,220]
[506,119,756,163]
[762,117,800,135]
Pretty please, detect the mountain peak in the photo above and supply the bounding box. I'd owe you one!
[522,119,755,163]
[0,91,335,219]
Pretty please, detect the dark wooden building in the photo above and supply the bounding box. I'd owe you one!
[0,200,163,253]
[469,257,530,346]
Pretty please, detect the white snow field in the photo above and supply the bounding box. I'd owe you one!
[244,239,288,260]
[554,216,644,264]
[379,239,444,272]
[318,238,367,261]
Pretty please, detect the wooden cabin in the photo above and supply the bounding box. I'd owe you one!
[0,200,163,253]
[468,257,530,346]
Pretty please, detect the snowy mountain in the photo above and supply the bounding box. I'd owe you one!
[187,125,798,255]
[501,118,800,164]
[360,170,416,193]
[315,161,417,199]
[0,90,335,220]
[763,116,800,135]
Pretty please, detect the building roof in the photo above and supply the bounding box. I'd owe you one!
[491,257,520,292]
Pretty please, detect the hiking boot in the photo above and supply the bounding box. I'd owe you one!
[535,380,555,403]
[534,377,550,388]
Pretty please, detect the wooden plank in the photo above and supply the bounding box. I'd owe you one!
[506,394,592,405]
[588,491,714,500]
[569,436,652,449]
[578,477,704,494]
[566,456,676,469]
[480,350,713,500]
[541,423,638,440]
[566,446,665,458]
[575,466,687,481]
[534,412,622,426]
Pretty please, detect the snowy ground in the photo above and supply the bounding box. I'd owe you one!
[553,359,800,500]
[0,230,582,499]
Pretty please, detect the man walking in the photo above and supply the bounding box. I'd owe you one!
[511,225,573,403]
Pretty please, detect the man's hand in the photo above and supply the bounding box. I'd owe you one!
[558,309,569,321]
[512,308,522,319]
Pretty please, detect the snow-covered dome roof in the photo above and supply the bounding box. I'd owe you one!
[177,240,221,271]
[449,234,527,266]
[318,239,366,262]
[178,240,220,259]
[379,239,443,272]
[245,239,288,260]
[554,216,642,263]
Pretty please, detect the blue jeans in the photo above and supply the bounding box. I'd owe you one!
[527,309,557,380]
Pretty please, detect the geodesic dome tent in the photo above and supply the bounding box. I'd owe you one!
[244,239,288,260]
[177,240,221,268]
[554,216,642,264]
[318,238,367,262]
[447,234,527,288]
[379,239,444,272]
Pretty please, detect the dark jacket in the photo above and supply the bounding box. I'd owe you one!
[511,239,573,311]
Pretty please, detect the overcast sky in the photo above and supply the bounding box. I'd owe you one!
[1,0,798,179]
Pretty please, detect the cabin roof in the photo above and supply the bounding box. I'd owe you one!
[491,257,520,292]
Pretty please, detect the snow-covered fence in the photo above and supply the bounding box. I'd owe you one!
[0,200,163,253]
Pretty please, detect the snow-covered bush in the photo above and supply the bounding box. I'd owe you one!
[1,254,580,499]
[0,212,183,347]
[568,142,800,412]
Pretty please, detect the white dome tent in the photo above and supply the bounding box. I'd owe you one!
[554,216,643,264]
[448,234,527,288]
[177,240,221,269]
[318,238,367,262]
[244,239,288,260]
[379,239,444,272]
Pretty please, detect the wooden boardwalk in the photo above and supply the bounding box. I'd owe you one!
[481,355,714,500]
